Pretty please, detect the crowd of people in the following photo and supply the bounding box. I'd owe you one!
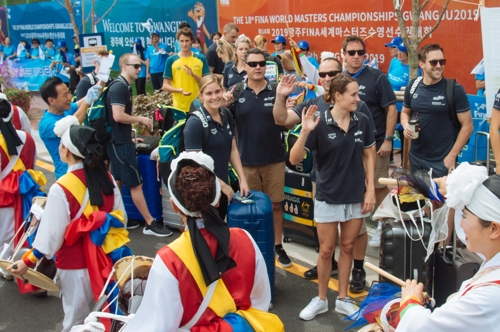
[1,19,500,331]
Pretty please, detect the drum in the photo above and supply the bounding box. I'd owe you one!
[0,258,59,292]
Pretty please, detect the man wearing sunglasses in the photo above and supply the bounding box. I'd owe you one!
[401,43,472,177]
[273,56,376,281]
[342,35,397,294]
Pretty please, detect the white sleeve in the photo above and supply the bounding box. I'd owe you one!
[122,254,183,332]
[32,184,71,258]
[396,286,500,331]
[17,107,31,134]
[241,230,271,311]
[300,55,319,85]
[111,176,127,226]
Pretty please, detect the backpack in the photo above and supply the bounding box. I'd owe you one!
[71,72,98,103]
[157,107,231,186]
[284,123,313,173]
[83,78,122,144]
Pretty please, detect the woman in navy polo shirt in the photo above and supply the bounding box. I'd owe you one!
[290,75,376,319]
[183,74,249,219]
[222,35,251,90]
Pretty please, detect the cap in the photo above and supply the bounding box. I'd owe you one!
[396,41,408,53]
[271,35,286,44]
[298,40,310,50]
[384,36,402,48]
[151,30,161,37]
[56,40,67,48]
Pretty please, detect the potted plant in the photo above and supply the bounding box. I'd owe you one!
[0,63,32,112]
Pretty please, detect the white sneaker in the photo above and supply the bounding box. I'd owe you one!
[368,228,381,247]
[335,297,359,316]
[299,296,328,320]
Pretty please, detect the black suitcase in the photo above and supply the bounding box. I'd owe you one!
[433,238,482,306]
[380,218,433,293]
[470,131,496,175]
[282,169,319,252]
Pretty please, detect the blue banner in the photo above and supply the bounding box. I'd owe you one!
[1,58,69,91]
[7,2,78,51]
[458,95,490,163]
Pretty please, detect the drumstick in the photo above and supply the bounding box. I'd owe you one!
[378,178,410,187]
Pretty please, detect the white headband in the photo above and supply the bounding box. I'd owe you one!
[54,116,85,159]
[467,185,500,223]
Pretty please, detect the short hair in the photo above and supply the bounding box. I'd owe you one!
[235,35,252,49]
[216,38,236,62]
[193,37,201,44]
[119,53,139,67]
[198,74,222,93]
[223,23,239,34]
[176,27,194,41]
[21,40,27,44]
[244,48,265,63]
[32,38,40,45]
[96,50,110,57]
[211,32,222,40]
[320,57,342,71]
[326,75,357,103]
[45,39,53,44]
[179,21,190,30]
[40,77,64,104]
[342,35,366,51]
[254,34,267,48]
[418,43,444,62]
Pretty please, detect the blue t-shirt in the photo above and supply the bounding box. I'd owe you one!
[145,43,168,74]
[388,61,409,91]
[38,103,78,179]
[388,57,400,74]
[307,56,319,69]
[44,46,57,59]
[30,48,41,58]
[53,51,76,65]
[18,49,28,60]
[2,45,16,58]
[476,73,485,96]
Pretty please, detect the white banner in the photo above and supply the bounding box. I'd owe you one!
[480,6,500,117]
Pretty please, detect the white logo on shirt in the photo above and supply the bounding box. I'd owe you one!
[413,93,418,99]
[264,96,275,101]
[359,85,366,90]
[354,130,363,136]
[211,129,217,135]
[229,74,233,78]
[328,133,336,140]
[355,138,362,143]
[433,95,445,101]
[239,98,245,103]
[264,103,274,107]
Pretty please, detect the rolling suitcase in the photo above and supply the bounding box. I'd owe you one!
[121,134,162,221]
[433,234,482,306]
[380,218,434,293]
[227,190,275,301]
[282,169,319,252]
[471,131,496,175]
[161,182,184,230]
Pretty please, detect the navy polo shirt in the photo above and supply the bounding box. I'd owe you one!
[184,106,235,183]
[305,110,375,204]
[233,80,285,166]
[222,63,247,90]
[493,88,500,110]
[345,66,397,147]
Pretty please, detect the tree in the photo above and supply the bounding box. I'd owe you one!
[57,0,80,39]
[83,0,118,33]
[393,0,454,80]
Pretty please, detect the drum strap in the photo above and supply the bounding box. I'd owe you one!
[57,172,95,220]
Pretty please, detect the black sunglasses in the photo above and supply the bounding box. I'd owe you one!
[428,59,446,67]
[246,60,266,68]
[318,70,342,78]
[126,63,142,69]
[346,49,366,56]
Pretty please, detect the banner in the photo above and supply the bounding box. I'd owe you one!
[458,95,490,163]
[7,2,78,51]
[218,0,500,94]
[92,0,219,69]
[0,7,7,45]
[480,6,500,117]
[1,58,69,91]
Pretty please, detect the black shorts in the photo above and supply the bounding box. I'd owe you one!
[410,156,450,178]
[107,142,142,188]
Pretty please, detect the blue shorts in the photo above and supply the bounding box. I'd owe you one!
[107,142,142,188]
[410,156,449,178]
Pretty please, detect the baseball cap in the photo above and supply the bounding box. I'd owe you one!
[271,35,286,44]
[396,41,408,53]
[384,36,402,48]
[298,40,310,50]
[151,30,161,37]
[56,40,67,48]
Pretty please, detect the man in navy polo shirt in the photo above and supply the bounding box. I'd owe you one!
[227,48,291,267]
[342,35,397,293]
[205,23,239,80]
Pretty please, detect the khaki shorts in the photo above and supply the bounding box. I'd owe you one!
[243,162,285,202]
[375,154,390,189]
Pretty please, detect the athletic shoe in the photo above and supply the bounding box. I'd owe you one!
[349,268,367,293]
[126,219,141,230]
[275,247,292,268]
[143,220,173,237]
[303,260,339,279]
[368,228,381,247]
[299,296,328,320]
[335,296,359,316]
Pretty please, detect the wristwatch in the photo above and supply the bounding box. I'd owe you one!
[384,135,394,141]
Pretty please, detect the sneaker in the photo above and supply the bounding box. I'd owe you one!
[368,228,381,247]
[335,296,359,316]
[143,220,173,237]
[275,247,292,268]
[126,219,142,230]
[349,268,366,293]
[299,296,328,320]
[303,260,339,279]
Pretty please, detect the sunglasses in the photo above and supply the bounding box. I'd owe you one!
[346,49,366,56]
[126,63,142,69]
[318,70,342,78]
[246,60,266,68]
[428,59,446,67]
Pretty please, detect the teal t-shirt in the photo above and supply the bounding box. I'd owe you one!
[145,43,168,74]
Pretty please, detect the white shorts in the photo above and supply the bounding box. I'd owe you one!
[314,200,369,223]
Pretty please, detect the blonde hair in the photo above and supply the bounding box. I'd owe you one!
[216,39,236,63]
[119,53,139,67]
[254,34,267,49]
[235,35,251,49]
[198,74,222,94]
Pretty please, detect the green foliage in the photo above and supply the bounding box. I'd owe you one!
[0,62,32,112]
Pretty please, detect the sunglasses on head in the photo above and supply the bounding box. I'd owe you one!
[318,70,342,78]
[428,59,446,67]
[246,60,266,68]
[126,63,142,69]
[346,49,366,56]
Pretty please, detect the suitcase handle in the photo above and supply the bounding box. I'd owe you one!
[474,131,490,171]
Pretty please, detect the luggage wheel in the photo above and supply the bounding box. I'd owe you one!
[283,236,290,243]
